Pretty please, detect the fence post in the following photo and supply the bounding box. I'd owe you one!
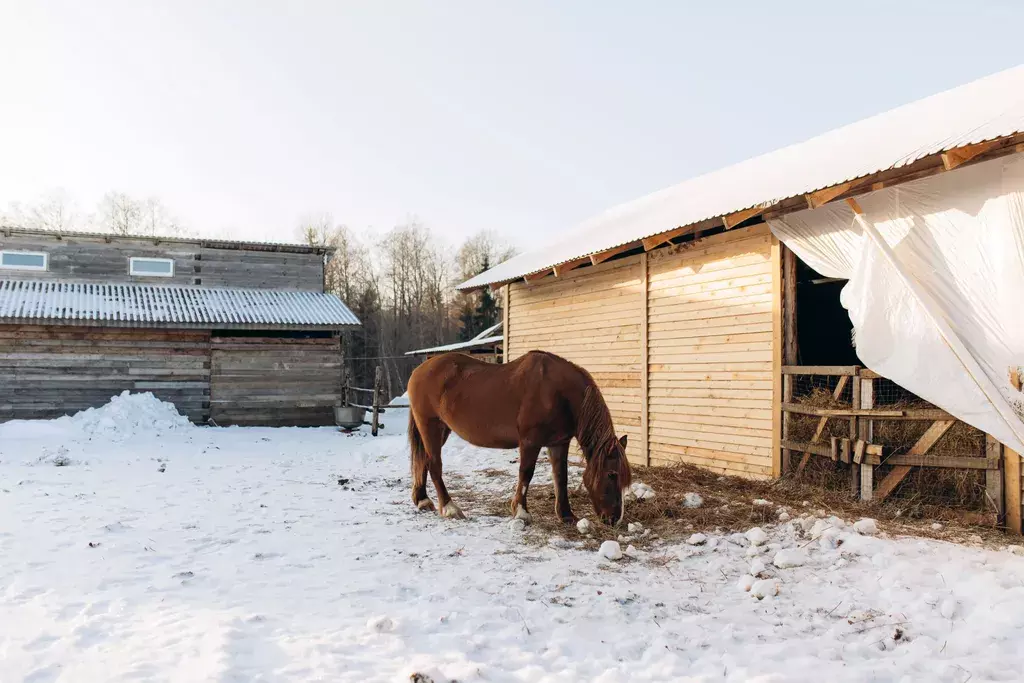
[371,365,382,437]
[849,369,861,497]
[858,374,875,501]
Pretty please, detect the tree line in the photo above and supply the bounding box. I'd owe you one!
[2,191,515,398]
[298,213,515,398]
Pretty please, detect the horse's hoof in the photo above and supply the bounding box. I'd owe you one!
[415,498,435,512]
[441,502,466,520]
[560,515,578,526]
[514,507,533,524]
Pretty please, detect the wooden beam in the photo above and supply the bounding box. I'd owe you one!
[589,242,636,265]
[771,236,783,477]
[782,365,860,376]
[781,403,903,418]
[642,226,689,251]
[723,206,765,229]
[858,376,875,501]
[805,181,855,209]
[523,268,553,282]
[552,257,590,277]
[1007,447,1022,534]
[942,139,1003,171]
[986,435,1005,520]
[875,420,956,500]
[846,197,864,215]
[502,284,511,364]
[640,251,650,467]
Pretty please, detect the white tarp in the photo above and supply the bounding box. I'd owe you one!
[770,154,1024,454]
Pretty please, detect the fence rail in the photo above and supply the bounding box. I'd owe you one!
[781,364,1007,526]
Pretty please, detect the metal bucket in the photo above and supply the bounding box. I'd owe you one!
[334,405,366,430]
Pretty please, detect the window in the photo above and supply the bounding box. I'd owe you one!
[129,257,175,277]
[0,250,48,271]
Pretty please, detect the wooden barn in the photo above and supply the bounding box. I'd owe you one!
[460,66,1024,530]
[0,228,360,426]
[405,322,503,363]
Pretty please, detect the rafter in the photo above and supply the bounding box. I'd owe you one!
[805,181,854,209]
[722,206,765,229]
[942,139,1003,171]
[642,226,689,251]
[589,242,636,265]
[523,268,553,282]
[552,257,590,277]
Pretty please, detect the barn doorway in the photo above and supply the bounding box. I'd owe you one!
[791,254,857,366]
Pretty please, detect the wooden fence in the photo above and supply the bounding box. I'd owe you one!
[781,365,1011,525]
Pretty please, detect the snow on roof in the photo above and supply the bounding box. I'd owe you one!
[459,64,1024,290]
[405,321,503,356]
[0,279,360,329]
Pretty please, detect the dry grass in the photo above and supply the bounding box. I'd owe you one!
[449,458,1007,551]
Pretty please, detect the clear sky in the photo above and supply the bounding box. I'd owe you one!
[1,1,1022,247]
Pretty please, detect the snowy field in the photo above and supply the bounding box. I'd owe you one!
[4,395,1024,682]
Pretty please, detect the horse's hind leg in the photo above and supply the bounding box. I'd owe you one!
[547,443,576,525]
[422,419,464,520]
[510,443,540,523]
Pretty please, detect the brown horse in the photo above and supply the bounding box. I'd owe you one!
[406,350,632,525]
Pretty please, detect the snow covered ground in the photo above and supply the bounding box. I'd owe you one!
[3,394,1024,682]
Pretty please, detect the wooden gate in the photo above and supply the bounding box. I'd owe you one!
[210,336,342,427]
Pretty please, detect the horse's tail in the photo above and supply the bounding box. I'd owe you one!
[409,408,429,501]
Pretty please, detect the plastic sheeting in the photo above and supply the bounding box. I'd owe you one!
[769,155,1024,454]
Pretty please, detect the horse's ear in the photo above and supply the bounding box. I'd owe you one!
[618,434,628,450]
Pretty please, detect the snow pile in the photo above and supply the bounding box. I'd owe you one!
[683,492,704,508]
[630,482,656,501]
[389,392,410,407]
[598,540,623,560]
[64,391,192,438]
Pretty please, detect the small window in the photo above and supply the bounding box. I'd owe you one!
[0,250,48,271]
[129,257,175,278]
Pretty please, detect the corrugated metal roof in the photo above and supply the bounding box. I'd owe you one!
[0,280,360,328]
[405,322,503,355]
[460,64,1024,290]
[0,226,331,254]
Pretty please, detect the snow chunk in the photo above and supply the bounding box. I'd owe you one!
[750,579,780,600]
[753,499,772,506]
[632,483,656,500]
[576,518,592,534]
[745,527,768,546]
[683,492,704,508]
[737,574,755,592]
[627,522,644,534]
[773,549,808,568]
[508,518,526,533]
[750,558,766,576]
[777,511,791,523]
[598,541,623,561]
[940,598,957,619]
[686,533,707,546]
[65,391,191,438]
[931,523,944,531]
[853,518,879,535]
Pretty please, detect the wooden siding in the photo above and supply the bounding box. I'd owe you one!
[646,225,775,478]
[0,233,324,291]
[0,325,211,423]
[507,255,646,464]
[210,336,342,427]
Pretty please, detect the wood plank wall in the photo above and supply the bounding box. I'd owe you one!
[507,255,646,464]
[646,225,775,478]
[0,234,324,291]
[0,325,211,422]
[505,224,777,477]
[210,336,343,427]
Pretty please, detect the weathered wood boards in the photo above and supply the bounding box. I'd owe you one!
[210,336,342,427]
[0,325,211,422]
[0,233,325,291]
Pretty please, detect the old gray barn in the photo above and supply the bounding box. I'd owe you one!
[0,228,359,426]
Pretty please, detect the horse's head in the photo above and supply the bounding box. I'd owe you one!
[582,434,633,526]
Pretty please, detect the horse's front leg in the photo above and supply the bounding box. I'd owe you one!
[511,443,540,523]
[547,443,576,525]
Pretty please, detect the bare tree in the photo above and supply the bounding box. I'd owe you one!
[1,189,79,233]
[96,192,186,236]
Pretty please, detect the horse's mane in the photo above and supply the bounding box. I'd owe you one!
[576,382,617,460]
